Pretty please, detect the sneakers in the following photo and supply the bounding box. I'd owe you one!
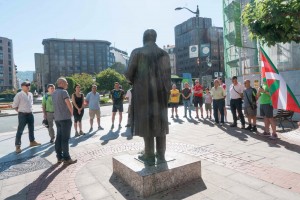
[63,159,77,165]
[79,130,85,135]
[125,124,131,127]
[57,159,64,164]
[111,124,114,130]
[195,115,199,119]
[251,126,257,132]
[15,145,22,154]
[261,132,271,137]
[171,115,174,118]
[98,126,104,130]
[183,115,187,118]
[245,125,252,130]
[201,115,204,118]
[50,137,55,143]
[270,134,278,140]
[89,127,93,132]
[219,123,224,126]
[175,114,179,118]
[118,124,122,128]
[75,131,80,137]
[30,141,41,147]
[241,125,245,129]
[230,123,237,127]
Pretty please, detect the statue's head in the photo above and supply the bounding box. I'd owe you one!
[143,29,157,45]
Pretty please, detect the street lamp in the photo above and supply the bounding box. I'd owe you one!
[175,5,199,17]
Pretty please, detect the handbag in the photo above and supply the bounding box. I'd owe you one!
[245,89,257,110]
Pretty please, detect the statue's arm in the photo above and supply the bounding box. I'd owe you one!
[126,50,139,84]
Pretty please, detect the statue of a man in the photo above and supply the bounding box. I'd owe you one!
[126,29,171,164]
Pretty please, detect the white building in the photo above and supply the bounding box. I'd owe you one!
[163,45,176,75]
[110,47,129,68]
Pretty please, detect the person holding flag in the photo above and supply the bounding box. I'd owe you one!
[259,47,300,138]
[257,81,277,139]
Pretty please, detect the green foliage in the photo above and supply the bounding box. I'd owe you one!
[96,68,130,92]
[66,77,76,95]
[70,73,95,95]
[109,62,126,74]
[29,81,37,94]
[100,97,110,104]
[0,89,16,95]
[242,0,300,46]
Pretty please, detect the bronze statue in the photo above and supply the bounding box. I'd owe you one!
[126,29,171,164]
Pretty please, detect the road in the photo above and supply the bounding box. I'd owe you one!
[0,104,129,134]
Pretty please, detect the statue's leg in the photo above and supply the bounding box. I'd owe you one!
[156,136,166,161]
[138,137,155,163]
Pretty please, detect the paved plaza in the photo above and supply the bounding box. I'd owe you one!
[1,104,300,200]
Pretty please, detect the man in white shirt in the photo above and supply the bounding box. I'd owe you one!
[12,81,41,153]
[229,76,245,129]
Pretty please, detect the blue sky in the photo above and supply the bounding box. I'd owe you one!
[1,0,223,71]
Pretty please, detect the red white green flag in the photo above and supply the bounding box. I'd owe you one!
[260,47,300,113]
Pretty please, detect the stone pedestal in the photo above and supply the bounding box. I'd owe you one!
[112,153,201,197]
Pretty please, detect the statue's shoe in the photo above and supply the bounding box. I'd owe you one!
[138,154,155,165]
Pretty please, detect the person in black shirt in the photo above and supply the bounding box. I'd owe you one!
[110,82,125,129]
[182,82,192,118]
[72,84,85,136]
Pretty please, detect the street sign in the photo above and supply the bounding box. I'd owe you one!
[214,72,218,77]
[189,45,198,58]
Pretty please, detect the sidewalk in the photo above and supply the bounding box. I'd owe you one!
[1,106,300,200]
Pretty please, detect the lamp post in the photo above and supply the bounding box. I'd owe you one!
[175,5,199,17]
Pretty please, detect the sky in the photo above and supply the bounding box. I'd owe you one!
[0,0,223,71]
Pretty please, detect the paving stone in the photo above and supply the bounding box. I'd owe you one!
[79,182,110,200]
[228,172,269,190]
[260,184,300,200]
[226,184,275,200]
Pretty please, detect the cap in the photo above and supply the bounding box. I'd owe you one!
[21,81,31,86]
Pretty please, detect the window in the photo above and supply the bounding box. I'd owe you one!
[0,40,2,43]
[8,48,11,53]
[8,54,11,60]
[0,46,2,51]
[0,53,3,59]
[0,73,3,77]
[0,60,3,64]
[8,41,11,46]
[8,61,11,66]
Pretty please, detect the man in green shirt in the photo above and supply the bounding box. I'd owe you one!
[42,84,56,143]
[257,81,277,139]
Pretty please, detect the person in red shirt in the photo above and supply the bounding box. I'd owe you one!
[193,79,204,118]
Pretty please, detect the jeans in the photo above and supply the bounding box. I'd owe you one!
[183,99,192,117]
[55,119,72,160]
[230,99,245,125]
[213,99,225,123]
[15,112,35,146]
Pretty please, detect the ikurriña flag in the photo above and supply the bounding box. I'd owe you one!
[260,47,300,113]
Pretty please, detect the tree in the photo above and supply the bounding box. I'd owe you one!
[30,81,38,94]
[109,62,126,74]
[66,76,76,95]
[70,73,95,95]
[242,0,300,46]
[96,68,130,93]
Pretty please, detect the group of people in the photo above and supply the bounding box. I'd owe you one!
[12,78,132,165]
[168,76,278,140]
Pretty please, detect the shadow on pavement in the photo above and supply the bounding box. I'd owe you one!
[70,130,99,147]
[121,128,133,140]
[186,117,200,125]
[0,143,53,176]
[5,163,67,200]
[109,173,207,200]
[100,128,121,145]
[172,117,185,124]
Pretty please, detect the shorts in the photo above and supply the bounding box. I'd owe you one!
[193,96,203,107]
[260,104,273,118]
[89,109,100,119]
[170,103,179,108]
[244,106,257,117]
[112,104,123,112]
[205,103,212,111]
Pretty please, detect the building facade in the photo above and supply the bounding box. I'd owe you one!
[0,37,17,92]
[110,47,129,68]
[174,17,224,84]
[163,45,176,75]
[36,38,113,85]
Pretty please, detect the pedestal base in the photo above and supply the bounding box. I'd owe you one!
[112,153,201,197]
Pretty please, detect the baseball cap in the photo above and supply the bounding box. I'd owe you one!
[21,81,31,87]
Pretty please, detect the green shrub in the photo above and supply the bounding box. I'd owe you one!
[100,97,110,104]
